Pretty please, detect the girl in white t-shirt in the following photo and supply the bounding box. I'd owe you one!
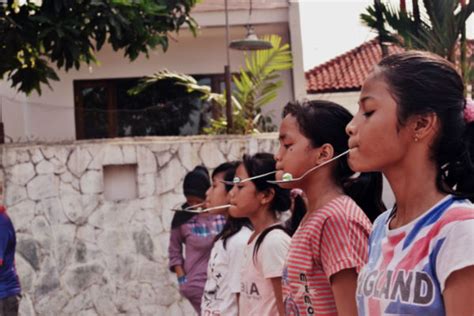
[201,162,252,316]
[228,153,292,316]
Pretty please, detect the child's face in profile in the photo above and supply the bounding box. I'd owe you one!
[205,172,229,214]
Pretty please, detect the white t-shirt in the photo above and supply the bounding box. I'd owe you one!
[239,228,291,316]
[357,196,474,316]
[201,226,252,316]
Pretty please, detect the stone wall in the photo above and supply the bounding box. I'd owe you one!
[0,135,278,316]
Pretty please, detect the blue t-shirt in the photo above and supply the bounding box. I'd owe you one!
[0,209,21,299]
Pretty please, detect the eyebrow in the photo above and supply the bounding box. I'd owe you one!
[358,96,374,106]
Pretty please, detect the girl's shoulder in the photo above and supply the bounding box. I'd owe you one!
[227,226,253,247]
[259,226,291,248]
[309,195,370,224]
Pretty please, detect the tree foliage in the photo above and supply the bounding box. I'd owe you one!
[361,0,473,86]
[0,0,198,95]
[207,34,292,134]
[131,34,293,135]
[361,0,472,58]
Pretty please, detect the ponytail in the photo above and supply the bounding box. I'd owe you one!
[284,193,307,236]
[343,172,385,222]
[438,119,474,202]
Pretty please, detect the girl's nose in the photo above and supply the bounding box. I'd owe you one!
[346,118,356,136]
[274,146,283,162]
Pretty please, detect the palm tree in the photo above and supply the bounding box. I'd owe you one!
[130,34,292,135]
[361,0,473,81]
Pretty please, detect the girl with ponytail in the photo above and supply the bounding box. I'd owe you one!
[274,100,385,315]
[346,51,474,315]
[228,153,291,316]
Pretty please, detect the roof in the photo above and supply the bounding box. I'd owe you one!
[305,38,474,94]
[305,38,403,94]
[194,0,288,12]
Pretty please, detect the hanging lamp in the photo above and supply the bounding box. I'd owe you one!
[229,0,273,51]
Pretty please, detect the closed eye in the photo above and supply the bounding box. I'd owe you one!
[363,111,375,118]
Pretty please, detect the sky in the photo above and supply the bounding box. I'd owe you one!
[299,0,474,70]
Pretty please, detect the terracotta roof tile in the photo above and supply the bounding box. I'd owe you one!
[306,38,473,94]
[305,38,402,93]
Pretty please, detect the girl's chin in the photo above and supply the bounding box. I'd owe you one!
[209,208,228,215]
[347,150,362,170]
[228,206,244,218]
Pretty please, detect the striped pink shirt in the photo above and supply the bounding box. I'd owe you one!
[282,195,372,315]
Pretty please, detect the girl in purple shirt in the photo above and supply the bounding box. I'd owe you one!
[168,166,225,314]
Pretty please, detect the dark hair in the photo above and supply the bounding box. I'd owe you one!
[213,161,252,249]
[377,51,474,201]
[171,203,197,229]
[172,165,210,229]
[282,100,386,225]
[285,193,307,236]
[239,153,291,260]
[183,165,210,199]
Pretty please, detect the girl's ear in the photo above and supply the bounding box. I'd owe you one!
[259,187,275,206]
[409,112,439,143]
[315,143,335,164]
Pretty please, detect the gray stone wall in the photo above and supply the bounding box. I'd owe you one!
[0,135,278,316]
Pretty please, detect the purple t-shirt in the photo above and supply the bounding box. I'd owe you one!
[168,213,226,286]
[0,207,21,299]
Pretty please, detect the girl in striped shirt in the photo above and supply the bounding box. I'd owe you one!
[274,100,385,315]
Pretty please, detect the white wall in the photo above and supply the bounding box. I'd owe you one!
[306,91,360,114]
[0,134,280,316]
[1,15,299,142]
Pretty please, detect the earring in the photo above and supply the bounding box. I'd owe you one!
[413,135,419,142]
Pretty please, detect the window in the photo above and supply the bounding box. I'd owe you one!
[74,74,226,140]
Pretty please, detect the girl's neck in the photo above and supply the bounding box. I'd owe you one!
[385,156,445,228]
[301,170,344,212]
[249,207,278,236]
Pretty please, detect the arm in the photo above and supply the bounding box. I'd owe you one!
[270,277,285,316]
[443,266,474,316]
[435,218,474,316]
[319,214,370,315]
[0,225,7,267]
[174,265,185,278]
[330,268,358,316]
[168,227,185,274]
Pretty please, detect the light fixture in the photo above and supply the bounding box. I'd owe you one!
[229,0,272,51]
[230,24,273,50]
[223,0,272,133]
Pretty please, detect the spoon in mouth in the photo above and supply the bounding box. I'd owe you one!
[171,203,232,213]
[267,149,350,184]
[231,170,277,185]
[171,202,205,213]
